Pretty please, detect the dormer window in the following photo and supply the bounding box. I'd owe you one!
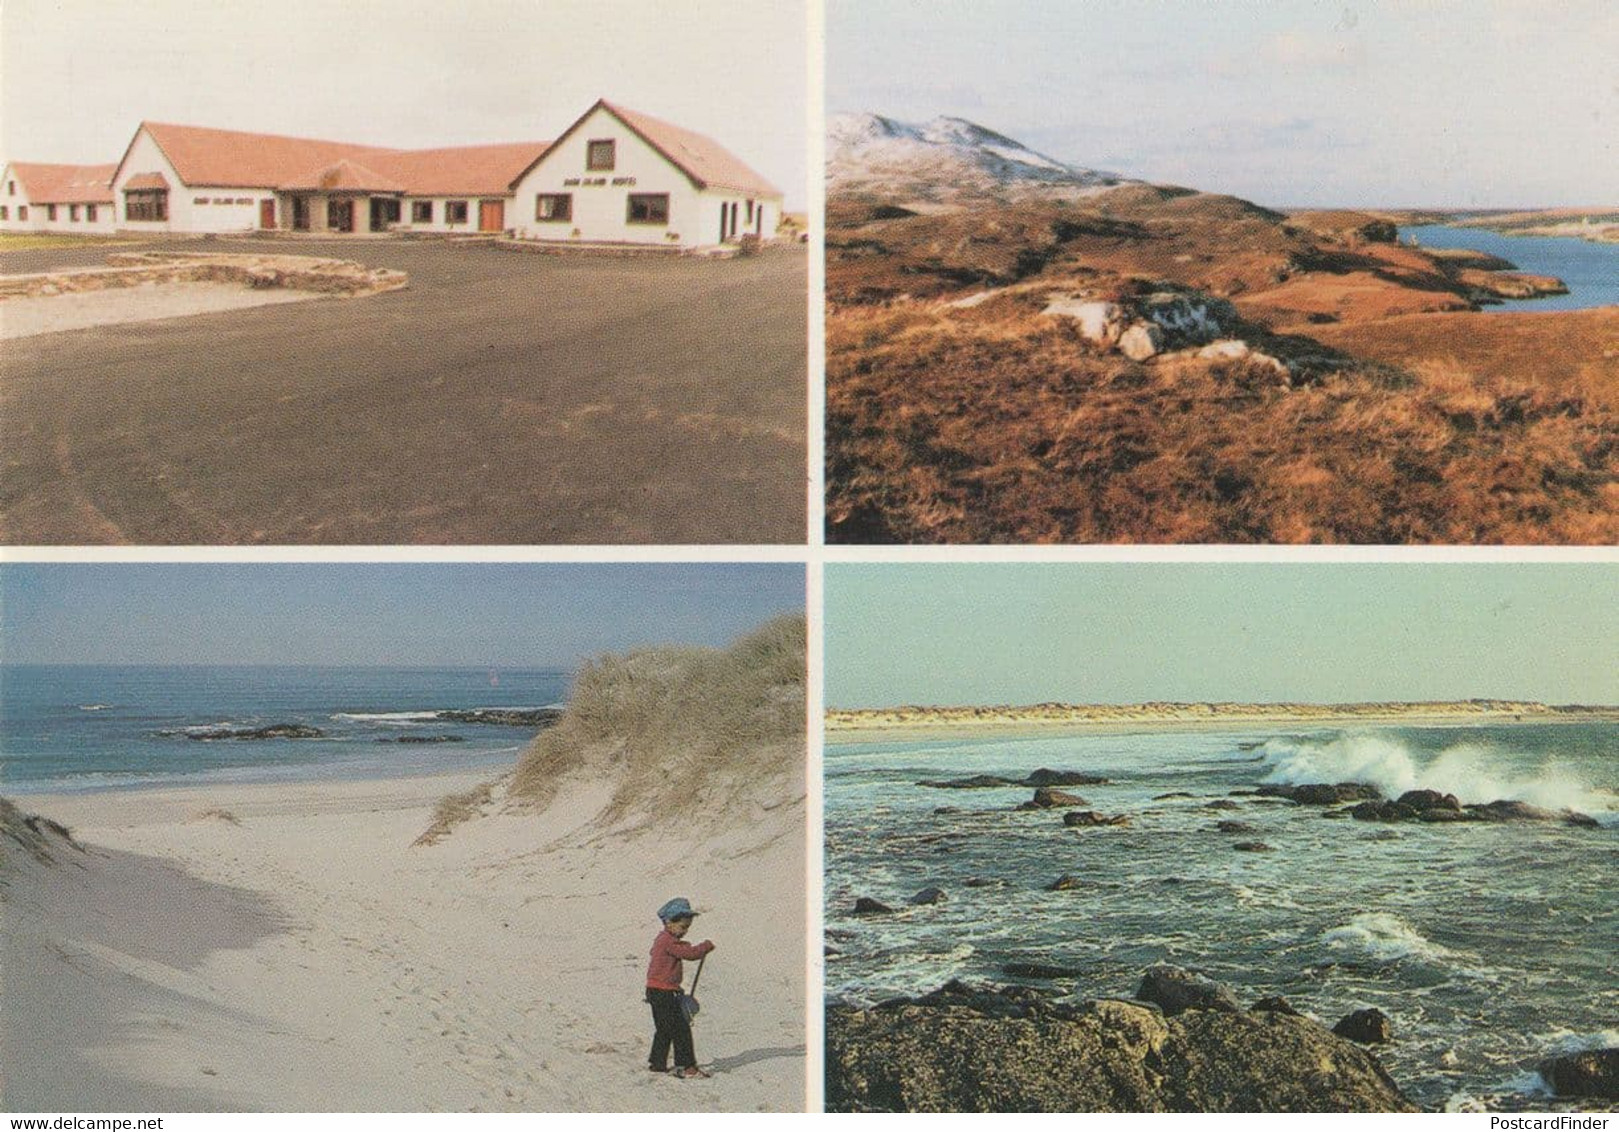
[587,139,616,171]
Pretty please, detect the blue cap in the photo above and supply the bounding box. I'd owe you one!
[658,897,698,921]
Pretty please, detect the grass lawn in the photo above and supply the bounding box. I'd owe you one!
[0,232,150,251]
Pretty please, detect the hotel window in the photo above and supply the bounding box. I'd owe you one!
[0,206,8,220]
[124,189,168,222]
[746,200,754,224]
[46,204,57,220]
[18,206,26,220]
[626,193,669,225]
[70,205,80,221]
[535,193,572,222]
[6,180,13,195]
[587,139,615,171]
[412,200,433,223]
[445,200,469,224]
[86,204,97,222]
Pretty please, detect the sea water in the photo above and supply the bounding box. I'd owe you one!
[825,723,1619,1111]
[0,664,571,793]
[1399,225,1619,312]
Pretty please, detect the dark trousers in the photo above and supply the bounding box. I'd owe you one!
[646,987,696,1070]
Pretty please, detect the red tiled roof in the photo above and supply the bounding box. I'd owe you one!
[123,171,170,190]
[133,122,549,197]
[139,122,397,189]
[7,162,116,204]
[602,102,781,198]
[365,143,552,196]
[281,159,407,194]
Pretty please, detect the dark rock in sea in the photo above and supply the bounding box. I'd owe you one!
[1232,841,1273,852]
[375,734,465,743]
[1214,820,1257,834]
[1259,782,1382,805]
[434,707,563,727]
[1048,875,1084,891]
[1539,1047,1619,1099]
[964,876,1003,888]
[908,886,947,906]
[1321,809,1350,820]
[1153,792,1195,800]
[1333,1008,1393,1045]
[1350,800,1419,822]
[1029,787,1086,808]
[826,979,1418,1111]
[826,946,842,958]
[1228,789,1260,796]
[920,774,1017,789]
[1004,962,1086,980]
[1251,996,1302,1016]
[932,806,961,815]
[187,723,323,741]
[1562,811,1601,829]
[1395,789,1460,813]
[1416,808,1473,823]
[1023,768,1108,787]
[1204,800,1241,811]
[1064,810,1129,828]
[853,897,894,915]
[1136,965,1242,1017]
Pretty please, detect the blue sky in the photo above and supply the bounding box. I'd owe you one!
[0,0,807,209]
[828,0,1619,208]
[0,564,803,667]
[826,564,1619,707]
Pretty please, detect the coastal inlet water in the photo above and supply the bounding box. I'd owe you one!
[0,665,571,793]
[825,724,1619,1112]
[1399,224,1619,312]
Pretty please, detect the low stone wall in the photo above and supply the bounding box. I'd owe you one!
[0,252,407,300]
[492,237,736,259]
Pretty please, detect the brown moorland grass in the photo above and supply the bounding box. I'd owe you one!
[826,301,1619,544]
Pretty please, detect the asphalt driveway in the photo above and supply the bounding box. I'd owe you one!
[0,238,806,544]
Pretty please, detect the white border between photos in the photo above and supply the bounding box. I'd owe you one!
[3,0,1617,1127]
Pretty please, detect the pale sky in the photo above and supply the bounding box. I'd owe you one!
[0,0,807,208]
[0,564,803,667]
[826,564,1619,708]
[829,0,1619,208]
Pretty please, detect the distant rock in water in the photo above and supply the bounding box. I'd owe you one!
[1252,996,1303,1017]
[826,977,1419,1111]
[1333,1008,1393,1045]
[1136,965,1242,1016]
[434,708,563,727]
[1257,782,1382,805]
[186,723,323,741]
[1348,797,1599,827]
[908,886,947,906]
[920,774,1016,790]
[853,897,894,916]
[1063,810,1129,828]
[376,734,465,744]
[920,769,1107,790]
[1003,962,1086,980]
[1214,821,1258,834]
[1539,1048,1619,1099]
[1232,841,1273,852]
[1023,768,1109,787]
[1019,787,1086,810]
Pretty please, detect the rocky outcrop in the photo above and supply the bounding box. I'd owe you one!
[1538,1048,1619,1099]
[1048,875,1085,891]
[186,723,324,741]
[1257,782,1382,805]
[826,978,1419,1111]
[908,886,947,906]
[1233,841,1273,852]
[1214,821,1258,834]
[1333,1009,1393,1045]
[1018,787,1086,810]
[1349,797,1599,827]
[1137,965,1242,1016]
[853,897,894,915]
[434,708,563,727]
[1063,810,1129,828]
[1118,323,1164,361]
[920,769,1107,789]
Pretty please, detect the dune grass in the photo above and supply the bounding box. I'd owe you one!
[509,614,805,829]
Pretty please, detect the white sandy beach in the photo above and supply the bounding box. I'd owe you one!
[1,766,805,1112]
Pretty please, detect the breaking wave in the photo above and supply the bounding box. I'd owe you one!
[1321,912,1453,964]
[1257,733,1611,812]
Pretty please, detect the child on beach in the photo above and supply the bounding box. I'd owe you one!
[646,897,716,1079]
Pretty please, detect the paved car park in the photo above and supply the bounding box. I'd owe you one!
[0,238,806,544]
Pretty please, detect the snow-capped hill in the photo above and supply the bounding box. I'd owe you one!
[827,111,1126,204]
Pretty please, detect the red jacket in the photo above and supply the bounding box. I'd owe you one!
[646,928,713,990]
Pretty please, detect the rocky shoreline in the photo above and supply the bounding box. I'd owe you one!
[826,966,1619,1112]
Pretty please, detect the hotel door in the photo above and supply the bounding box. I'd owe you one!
[259,199,276,229]
[479,200,504,232]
